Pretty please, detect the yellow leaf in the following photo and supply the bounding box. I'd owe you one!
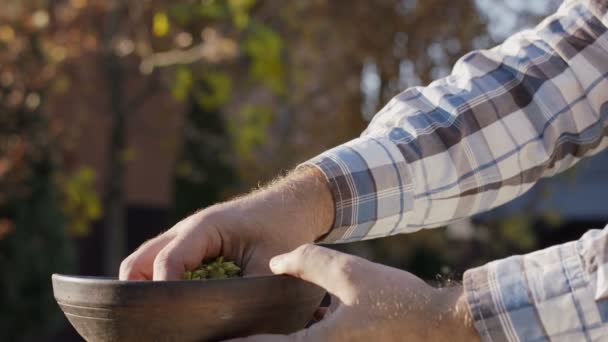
[59,166,103,237]
[153,12,170,37]
[172,67,193,102]
[0,25,15,43]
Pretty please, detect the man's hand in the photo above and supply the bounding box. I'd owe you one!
[119,168,334,280]
[229,244,480,342]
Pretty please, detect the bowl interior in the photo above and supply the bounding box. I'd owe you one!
[52,274,325,342]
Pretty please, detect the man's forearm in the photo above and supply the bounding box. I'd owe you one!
[235,166,335,243]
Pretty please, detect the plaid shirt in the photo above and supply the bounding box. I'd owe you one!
[304,0,608,340]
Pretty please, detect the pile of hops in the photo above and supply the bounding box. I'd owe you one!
[183,256,241,280]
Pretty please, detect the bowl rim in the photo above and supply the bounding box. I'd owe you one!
[52,273,292,285]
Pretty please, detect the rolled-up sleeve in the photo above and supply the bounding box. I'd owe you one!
[304,0,608,243]
[464,224,608,341]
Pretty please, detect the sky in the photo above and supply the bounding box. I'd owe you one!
[360,0,561,118]
[476,0,561,39]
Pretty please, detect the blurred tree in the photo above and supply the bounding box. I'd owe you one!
[0,0,563,339]
[172,91,236,219]
[97,0,286,273]
[1,0,289,276]
[222,0,492,185]
[0,2,79,340]
[155,0,291,217]
[0,159,75,342]
[134,0,504,278]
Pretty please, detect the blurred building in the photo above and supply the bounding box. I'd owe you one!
[473,150,608,250]
[49,55,184,276]
[478,151,608,223]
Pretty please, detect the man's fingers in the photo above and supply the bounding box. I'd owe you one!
[119,232,175,280]
[269,244,363,301]
[153,236,197,280]
[152,226,218,280]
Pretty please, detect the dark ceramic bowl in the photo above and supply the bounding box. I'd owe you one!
[52,274,325,342]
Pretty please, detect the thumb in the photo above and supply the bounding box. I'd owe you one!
[269,244,362,301]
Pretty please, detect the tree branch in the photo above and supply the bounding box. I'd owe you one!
[139,29,238,73]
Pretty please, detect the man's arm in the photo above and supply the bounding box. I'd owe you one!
[229,226,608,342]
[464,223,608,341]
[304,0,608,243]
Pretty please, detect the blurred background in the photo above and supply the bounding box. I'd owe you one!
[1,0,607,341]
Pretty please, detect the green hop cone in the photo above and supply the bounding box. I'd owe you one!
[183,256,241,280]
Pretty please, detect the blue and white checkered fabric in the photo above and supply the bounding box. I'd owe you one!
[304,0,608,340]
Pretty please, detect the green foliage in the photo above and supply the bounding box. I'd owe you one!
[167,4,194,26]
[172,66,194,102]
[169,0,256,26]
[193,71,232,109]
[196,0,227,19]
[172,98,236,219]
[244,24,285,94]
[541,211,563,228]
[173,68,232,110]
[59,166,102,237]
[498,215,537,251]
[231,105,273,159]
[153,11,170,37]
[0,159,75,342]
[228,0,257,29]
[183,256,241,280]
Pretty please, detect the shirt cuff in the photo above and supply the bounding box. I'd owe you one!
[300,136,414,244]
[463,240,590,342]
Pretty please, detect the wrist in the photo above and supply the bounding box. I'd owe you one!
[286,166,335,239]
[236,167,334,242]
[431,286,479,342]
